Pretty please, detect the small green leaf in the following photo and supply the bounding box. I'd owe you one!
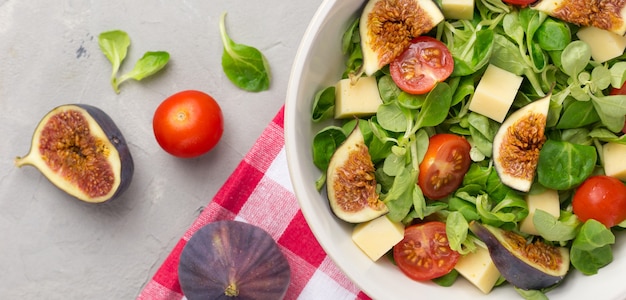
[98,30,130,91]
[116,51,170,91]
[537,140,597,190]
[219,12,271,92]
[533,210,580,242]
[610,61,626,88]
[446,211,469,252]
[311,86,336,122]
[98,30,170,93]
[570,219,615,275]
[412,82,452,131]
[561,41,591,78]
[591,65,612,91]
[312,126,346,171]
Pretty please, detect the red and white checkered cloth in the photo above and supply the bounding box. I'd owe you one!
[137,106,370,300]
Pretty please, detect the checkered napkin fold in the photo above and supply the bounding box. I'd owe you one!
[137,106,370,300]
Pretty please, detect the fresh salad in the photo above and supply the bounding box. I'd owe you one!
[310,0,626,299]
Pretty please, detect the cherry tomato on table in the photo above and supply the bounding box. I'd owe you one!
[393,221,460,281]
[502,0,537,6]
[153,90,224,158]
[389,36,454,95]
[572,175,626,228]
[418,134,472,200]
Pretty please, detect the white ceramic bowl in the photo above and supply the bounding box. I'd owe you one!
[284,0,626,299]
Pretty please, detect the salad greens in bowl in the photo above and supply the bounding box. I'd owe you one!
[285,0,626,299]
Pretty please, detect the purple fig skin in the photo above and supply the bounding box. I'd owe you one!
[76,104,134,201]
[178,220,291,300]
[469,221,568,290]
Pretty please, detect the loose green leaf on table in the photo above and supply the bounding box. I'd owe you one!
[98,30,170,93]
[116,51,170,90]
[98,30,130,91]
[219,12,271,92]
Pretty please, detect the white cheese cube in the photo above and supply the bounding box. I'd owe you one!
[441,0,474,20]
[577,26,626,63]
[335,76,383,119]
[603,142,626,181]
[454,246,501,294]
[519,189,561,236]
[468,64,523,123]
[351,216,405,261]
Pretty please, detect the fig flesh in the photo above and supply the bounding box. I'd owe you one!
[469,221,570,291]
[326,124,388,223]
[15,104,134,203]
[359,0,444,76]
[492,95,550,192]
[178,220,291,300]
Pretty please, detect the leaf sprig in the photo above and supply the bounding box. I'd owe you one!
[98,30,170,94]
[219,12,271,92]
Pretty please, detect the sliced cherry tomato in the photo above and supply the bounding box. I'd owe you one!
[572,175,626,228]
[418,134,471,200]
[502,0,537,6]
[153,90,224,158]
[609,84,626,133]
[389,36,453,95]
[393,222,460,281]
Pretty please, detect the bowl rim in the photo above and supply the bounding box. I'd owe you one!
[284,1,626,299]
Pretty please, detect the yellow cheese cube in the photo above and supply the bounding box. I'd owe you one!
[469,64,523,123]
[454,246,501,294]
[603,142,626,181]
[577,26,626,63]
[351,216,405,261]
[334,76,383,119]
[441,0,474,20]
[519,189,561,236]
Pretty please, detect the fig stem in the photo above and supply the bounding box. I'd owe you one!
[224,282,239,297]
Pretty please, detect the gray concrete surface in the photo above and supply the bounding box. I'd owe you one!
[0,0,323,298]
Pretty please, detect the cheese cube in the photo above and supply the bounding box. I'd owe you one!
[469,64,523,123]
[441,0,474,20]
[519,189,561,236]
[351,216,405,261]
[577,26,626,63]
[603,142,626,181]
[335,76,383,119]
[454,246,501,294]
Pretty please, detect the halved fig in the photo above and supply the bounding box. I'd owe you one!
[359,0,444,76]
[469,221,570,290]
[178,220,291,300]
[492,95,550,192]
[532,0,626,36]
[327,124,388,223]
[15,104,134,203]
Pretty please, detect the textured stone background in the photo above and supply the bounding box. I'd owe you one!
[0,0,322,298]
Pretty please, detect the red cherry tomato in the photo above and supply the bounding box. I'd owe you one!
[153,90,224,158]
[609,84,626,133]
[572,175,626,228]
[393,222,460,281]
[418,134,471,200]
[389,36,454,95]
[502,0,537,6]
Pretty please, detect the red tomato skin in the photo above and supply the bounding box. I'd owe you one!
[572,175,626,228]
[502,0,537,6]
[153,90,224,158]
[418,134,471,200]
[393,222,460,281]
[389,36,454,95]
